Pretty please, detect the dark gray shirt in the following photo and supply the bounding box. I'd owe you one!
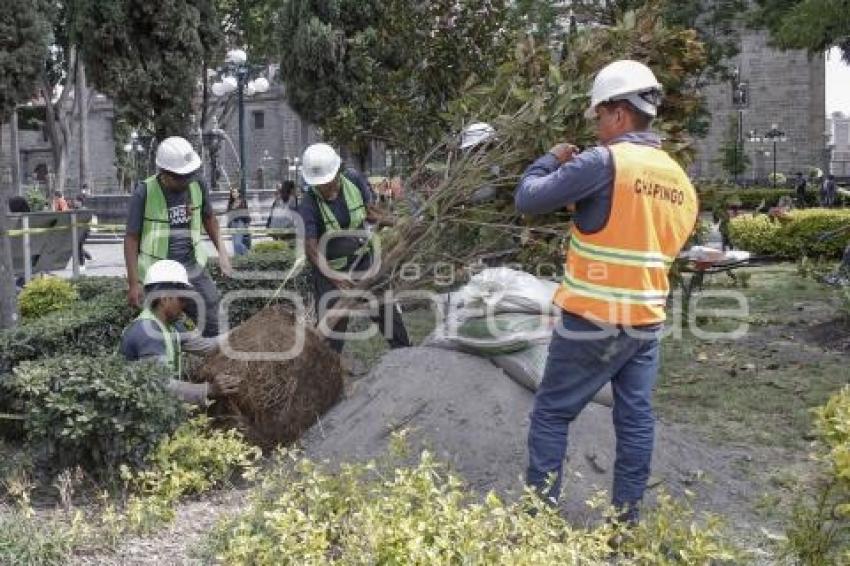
[120,318,169,361]
[126,177,213,265]
[298,168,374,259]
[120,318,220,404]
[514,131,662,233]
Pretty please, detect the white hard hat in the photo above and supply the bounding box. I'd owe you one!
[144,259,191,288]
[155,136,202,175]
[460,122,496,149]
[584,60,663,119]
[301,143,341,186]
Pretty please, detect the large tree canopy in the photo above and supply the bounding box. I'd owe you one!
[0,0,51,122]
[752,0,850,61]
[76,0,224,139]
[278,0,512,156]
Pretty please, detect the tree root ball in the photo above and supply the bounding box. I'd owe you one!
[198,305,343,449]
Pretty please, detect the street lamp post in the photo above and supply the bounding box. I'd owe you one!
[748,125,787,188]
[730,66,749,186]
[763,124,787,189]
[210,49,270,200]
[122,131,145,192]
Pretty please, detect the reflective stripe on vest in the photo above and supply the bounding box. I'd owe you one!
[313,175,371,270]
[136,308,182,377]
[553,142,699,325]
[138,176,207,282]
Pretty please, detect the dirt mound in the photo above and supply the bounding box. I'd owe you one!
[804,317,850,352]
[303,347,762,529]
[198,305,344,449]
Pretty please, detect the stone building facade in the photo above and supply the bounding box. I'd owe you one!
[689,30,826,182]
[0,94,119,196]
[0,84,323,197]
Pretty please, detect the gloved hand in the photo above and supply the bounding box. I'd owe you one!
[209,373,242,398]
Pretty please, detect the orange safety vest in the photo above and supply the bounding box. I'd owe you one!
[553,142,698,326]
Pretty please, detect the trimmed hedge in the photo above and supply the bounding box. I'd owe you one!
[698,186,849,212]
[73,276,126,301]
[0,289,133,373]
[250,240,289,254]
[2,354,185,477]
[208,251,312,328]
[728,209,850,259]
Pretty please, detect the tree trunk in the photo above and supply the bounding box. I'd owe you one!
[77,59,92,195]
[0,123,19,329]
[42,46,77,197]
[10,109,22,196]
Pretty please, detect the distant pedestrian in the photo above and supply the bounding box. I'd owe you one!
[821,174,837,208]
[794,172,807,208]
[227,187,252,256]
[52,191,70,212]
[266,181,298,239]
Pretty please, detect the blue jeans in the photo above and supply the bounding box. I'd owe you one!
[527,312,661,521]
[233,233,251,256]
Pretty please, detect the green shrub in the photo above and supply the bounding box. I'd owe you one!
[2,355,186,478]
[251,240,288,254]
[73,276,125,301]
[0,289,134,373]
[115,416,260,533]
[204,447,740,564]
[784,386,850,564]
[728,210,850,259]
[208,252,312,328]
[25,187,48,212]
[0,508,81,565]
[698,186,792,211]
[18,276,79,320]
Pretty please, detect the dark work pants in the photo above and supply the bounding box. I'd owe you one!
[183,269,221,337]
[527,312,661,523]
[312,253,410,353]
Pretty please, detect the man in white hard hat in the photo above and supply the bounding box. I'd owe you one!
[297,142,410,353]
[124,136,232,337]
[120,260,240,404]
[459,122,506,205]
[459,122,496,151]
[515,60,698,523]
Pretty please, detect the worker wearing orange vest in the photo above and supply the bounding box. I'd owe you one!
[515,60,698,523]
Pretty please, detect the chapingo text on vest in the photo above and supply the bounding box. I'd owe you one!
[633,178,686,206]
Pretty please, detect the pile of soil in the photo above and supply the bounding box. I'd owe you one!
[198,305,344,449]
[303,347,762,530]
[804,317,850,352]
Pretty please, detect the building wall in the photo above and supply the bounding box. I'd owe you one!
[690,30,826,182]
[0,94,119,197]
[1,86,320,197]
[215,84,321,193]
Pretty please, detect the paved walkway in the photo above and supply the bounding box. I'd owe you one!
[49,217,723,281]
[51,240,225,279]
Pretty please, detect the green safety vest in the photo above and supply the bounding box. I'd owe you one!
[138,175,207,282]
[313,175,372,270]
[136,308,182,377]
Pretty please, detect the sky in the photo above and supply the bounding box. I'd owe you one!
[826,47,850,115]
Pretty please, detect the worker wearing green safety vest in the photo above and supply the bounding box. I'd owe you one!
[120,259,240,405]
[124,136,232,337]
[298,143,410,354]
